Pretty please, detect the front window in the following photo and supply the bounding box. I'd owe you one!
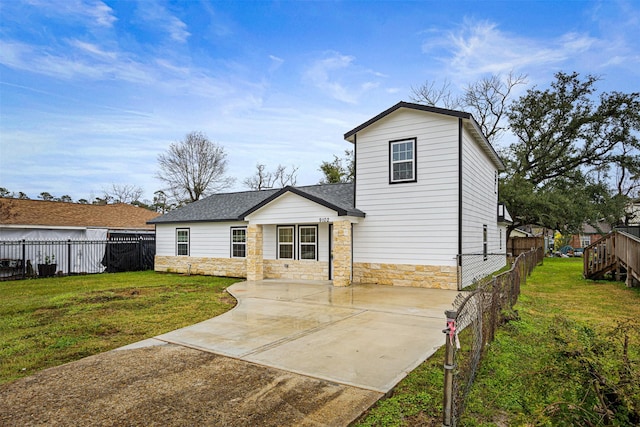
[299,226,317,260]
[231,227,246,258]
[176,229,189,256]
[278,226,294,259]
[390,138,416,183]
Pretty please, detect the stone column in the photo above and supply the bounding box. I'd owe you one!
[332,220,352,287]
[246,224,263,281]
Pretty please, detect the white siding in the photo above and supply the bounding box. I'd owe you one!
[245,192,339,224]
[460,126,506,286]
[155,221,247,258]
[353,109,459,265]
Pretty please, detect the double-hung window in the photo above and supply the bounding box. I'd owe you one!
[390,138,416,183]
[299,226,317,260]
[278,226,294,259]
[176,228,189,256]
[231,227,247,258]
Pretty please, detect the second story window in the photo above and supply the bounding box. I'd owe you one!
[390,138,416,183]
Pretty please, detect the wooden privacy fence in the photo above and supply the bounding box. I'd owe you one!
[508,236,544,257]
[584,231,640,287]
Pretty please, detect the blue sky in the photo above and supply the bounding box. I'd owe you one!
[1,0,639,203]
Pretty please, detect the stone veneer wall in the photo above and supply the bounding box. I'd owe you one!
[332,220,352,287]
[352,262,458,290]
[263,259,329,281]
[155,256,246,278]
[246,224,264,281]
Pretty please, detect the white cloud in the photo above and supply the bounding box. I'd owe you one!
[304,51,383,104]
[25,0,117,28]
[135,1,191,43]
[422,18,601,84]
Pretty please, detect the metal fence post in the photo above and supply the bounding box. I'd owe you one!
[67,239,72,276]
[443,309,458,427]
[21,239,26,279]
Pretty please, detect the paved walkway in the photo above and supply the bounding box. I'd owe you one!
[149,280,458,393]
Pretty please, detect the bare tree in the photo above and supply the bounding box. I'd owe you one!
[157,131,235,203]
[411,71,527,143]
[410,79,462,110]
[102,184,144,204]
[243,163,298,190]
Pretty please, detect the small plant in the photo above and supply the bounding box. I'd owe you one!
[44,255,55,265]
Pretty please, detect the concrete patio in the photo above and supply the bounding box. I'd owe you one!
[149,280,459,393]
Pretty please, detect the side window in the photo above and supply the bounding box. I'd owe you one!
[176,228,189,256]
[299,226,317,260]
[277,226,294,259]
[389,138,417,183]
[231,227,246,258]
[483,225,488,261]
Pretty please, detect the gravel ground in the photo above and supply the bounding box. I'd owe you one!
[0,344,382,426]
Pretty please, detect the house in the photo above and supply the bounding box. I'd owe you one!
[569,221,613,249]
[150,101,508,289]
[0,198,159,240]
[0,199,159,276]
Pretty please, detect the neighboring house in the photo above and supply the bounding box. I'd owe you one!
[150,101,508,289]
[569,221,613,249]
[0,198,159,240]
[0,199,159,275]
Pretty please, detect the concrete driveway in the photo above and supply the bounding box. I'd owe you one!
[152,280,458,393]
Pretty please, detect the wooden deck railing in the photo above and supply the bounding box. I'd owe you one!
[583,231,640,287]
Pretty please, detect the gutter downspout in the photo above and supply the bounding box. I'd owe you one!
[457,118,463,291]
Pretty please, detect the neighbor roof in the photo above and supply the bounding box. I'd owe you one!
[343,101,505,170]
[0,198,159,230]
[148,183,364,224]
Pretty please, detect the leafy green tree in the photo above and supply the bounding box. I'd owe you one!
[319,150,354,184]
[39,192,54,201]
[501,72,640,237]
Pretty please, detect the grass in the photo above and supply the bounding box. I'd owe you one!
[0,271,241,385]
[355,257,640,426]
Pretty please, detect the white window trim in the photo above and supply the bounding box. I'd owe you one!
[389,138,417,184]
[176,228,190,256]
[298,225,318,261]
[277,225,295,260]
[231,227,247,258]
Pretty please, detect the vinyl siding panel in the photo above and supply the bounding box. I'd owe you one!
[460,127,506,286]
[155,221,247,258]
[353,109,459,265]
[246,192,340,224]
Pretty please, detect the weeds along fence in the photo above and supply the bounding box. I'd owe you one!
[0,236,156,280]
[443,247,544,427]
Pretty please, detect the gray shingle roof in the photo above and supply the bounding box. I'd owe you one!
[148,183,363,224]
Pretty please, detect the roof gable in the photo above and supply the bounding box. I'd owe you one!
[242,183,364,218]
[344,101,504,170]
[0,198,159,229]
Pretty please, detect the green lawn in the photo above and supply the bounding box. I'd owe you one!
[0,271,240,385]
[356,258,640,426]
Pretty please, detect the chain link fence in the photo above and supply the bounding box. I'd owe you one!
[458,253,509,289]
[443,247,544,426]
[0,236,155,280]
